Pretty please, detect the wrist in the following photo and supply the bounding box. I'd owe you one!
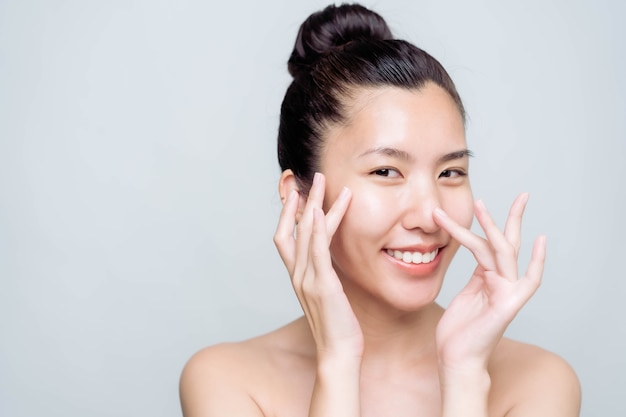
[439,366,491,390]
[439,368,491,417]
[311,352,362,416]
[316,350,362,375]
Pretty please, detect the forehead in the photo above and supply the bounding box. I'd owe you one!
[322,83,466,156]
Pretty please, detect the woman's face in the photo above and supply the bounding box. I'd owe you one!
[319,83,473,312]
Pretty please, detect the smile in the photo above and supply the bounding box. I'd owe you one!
[385,248,439,265]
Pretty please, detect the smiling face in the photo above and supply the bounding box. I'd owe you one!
[319,83,474,312]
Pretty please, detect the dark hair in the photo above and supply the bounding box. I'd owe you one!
[277,3,465,192]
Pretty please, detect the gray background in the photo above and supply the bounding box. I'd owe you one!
[1,0,624,416]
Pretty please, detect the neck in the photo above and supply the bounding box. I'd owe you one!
[344,284,445,372]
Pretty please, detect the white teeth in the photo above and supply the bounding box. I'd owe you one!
[386,248,439,265]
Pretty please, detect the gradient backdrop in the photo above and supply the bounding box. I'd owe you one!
[1,0,624,415]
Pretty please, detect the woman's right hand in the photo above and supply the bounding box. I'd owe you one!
[273,172,363,360]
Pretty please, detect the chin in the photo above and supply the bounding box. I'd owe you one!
[342,273,445,316]
[385,282,443,312]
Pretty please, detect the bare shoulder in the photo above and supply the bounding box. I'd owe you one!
[490,338,581,417]
[179,341,266,416]
[179,318,315,417]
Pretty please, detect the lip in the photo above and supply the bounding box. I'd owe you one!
[382,246,445,277]
[384,244,442,253]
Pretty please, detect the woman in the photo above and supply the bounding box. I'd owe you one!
[180,4,580,416]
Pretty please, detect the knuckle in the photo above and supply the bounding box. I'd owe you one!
[273,235,287,251]
[300,275,319,298]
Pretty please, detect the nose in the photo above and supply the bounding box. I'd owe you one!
[400,180,440,234]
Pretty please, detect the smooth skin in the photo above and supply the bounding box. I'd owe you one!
[180,84,581,417]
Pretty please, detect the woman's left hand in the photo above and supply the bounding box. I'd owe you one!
[432,193,546,374]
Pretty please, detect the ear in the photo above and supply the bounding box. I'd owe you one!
[279,169,306,222]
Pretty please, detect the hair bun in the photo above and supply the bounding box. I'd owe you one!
[288,3,393,78]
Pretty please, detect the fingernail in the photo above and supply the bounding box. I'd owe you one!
[476,200,486,210]
[339,186,350,200]
[521,192,530,203]
[313,172,321,185]
[434,207,447,217]
[288,189,298,201]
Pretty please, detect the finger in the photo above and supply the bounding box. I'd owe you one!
[502,193,529,254]
[310,207,340,289]
[273,189,299,273]
[474,200,518,280]
[324,187,352,240]
[433,207,496,271]
[297,208,332,324]
[520,235,546,296]
[295,173,326,259]
[474,200,506,246]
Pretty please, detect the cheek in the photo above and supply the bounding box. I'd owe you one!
[329,190,391,272]
[333,189,389,241]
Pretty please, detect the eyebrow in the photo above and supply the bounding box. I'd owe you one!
[358,147,414,161]
[438,149,474,163]
[358,147,474,163]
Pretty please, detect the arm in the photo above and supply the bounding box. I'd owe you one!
[309,354,361,417]
[181,172,361,417]
[274,172,362,417]
[433,194,551,417]
[439,348,581,417]
[439,368,492,417]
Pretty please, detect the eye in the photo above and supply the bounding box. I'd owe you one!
[372,168,401,178]
[439,169,467,179]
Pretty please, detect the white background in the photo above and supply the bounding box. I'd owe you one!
[1,0,624,416]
